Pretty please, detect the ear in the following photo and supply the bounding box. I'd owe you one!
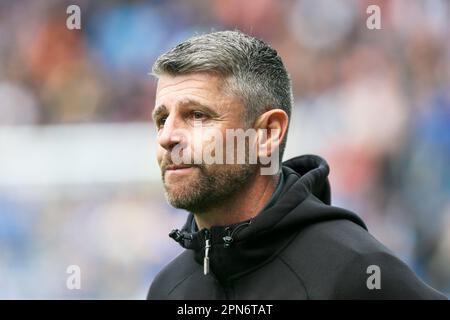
[253,109,289,159]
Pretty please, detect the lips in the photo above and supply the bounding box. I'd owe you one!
[163,164,199,178]
[165,164,194,171]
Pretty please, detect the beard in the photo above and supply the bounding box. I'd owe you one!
[161,162,257,213]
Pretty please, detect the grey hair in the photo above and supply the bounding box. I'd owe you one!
[152,30,293,161]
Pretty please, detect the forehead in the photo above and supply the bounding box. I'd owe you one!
[155,73,230,107]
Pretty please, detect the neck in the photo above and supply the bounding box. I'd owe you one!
[194,172,280,230]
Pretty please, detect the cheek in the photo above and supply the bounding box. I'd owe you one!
[196,128,224,150]
[190,128,206,152]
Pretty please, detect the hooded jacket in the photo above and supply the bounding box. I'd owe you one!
[147,155,446,300]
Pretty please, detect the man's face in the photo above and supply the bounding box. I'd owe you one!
[153,73,257,213]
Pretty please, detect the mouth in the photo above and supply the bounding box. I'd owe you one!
[164,164,197,176]
[165,164,194,171]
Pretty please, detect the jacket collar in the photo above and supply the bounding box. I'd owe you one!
[168,155,366,283]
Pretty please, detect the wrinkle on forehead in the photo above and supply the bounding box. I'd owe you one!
[157,74,224,95]
[155,74,241,116]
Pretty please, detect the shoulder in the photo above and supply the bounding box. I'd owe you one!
[147,250,199,300]
[281,218,446,299]
[332,247,446,299]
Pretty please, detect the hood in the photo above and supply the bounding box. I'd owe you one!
[168,154,367,283]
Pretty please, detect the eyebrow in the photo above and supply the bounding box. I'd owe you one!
[152,104,168,122]
[152,99,219,121]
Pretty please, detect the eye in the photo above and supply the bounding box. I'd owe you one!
[157,116,167,128]
[192,111,206,120]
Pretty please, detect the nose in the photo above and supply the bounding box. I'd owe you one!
[157,114,184,152]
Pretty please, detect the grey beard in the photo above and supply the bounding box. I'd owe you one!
[164,164,257,214]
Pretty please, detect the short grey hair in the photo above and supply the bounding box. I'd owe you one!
[152,30,293,161]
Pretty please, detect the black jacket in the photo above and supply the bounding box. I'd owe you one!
[147,155,446,299]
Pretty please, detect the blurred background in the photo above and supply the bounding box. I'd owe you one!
[0,0,449,298]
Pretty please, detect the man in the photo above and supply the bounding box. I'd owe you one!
[147,30,446,299]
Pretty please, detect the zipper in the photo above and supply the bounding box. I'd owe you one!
[203,220,251,275]
[203,229,211,275]
[223,220,252,248]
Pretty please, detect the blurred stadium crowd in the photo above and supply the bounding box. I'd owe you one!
[0,0,449,298]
